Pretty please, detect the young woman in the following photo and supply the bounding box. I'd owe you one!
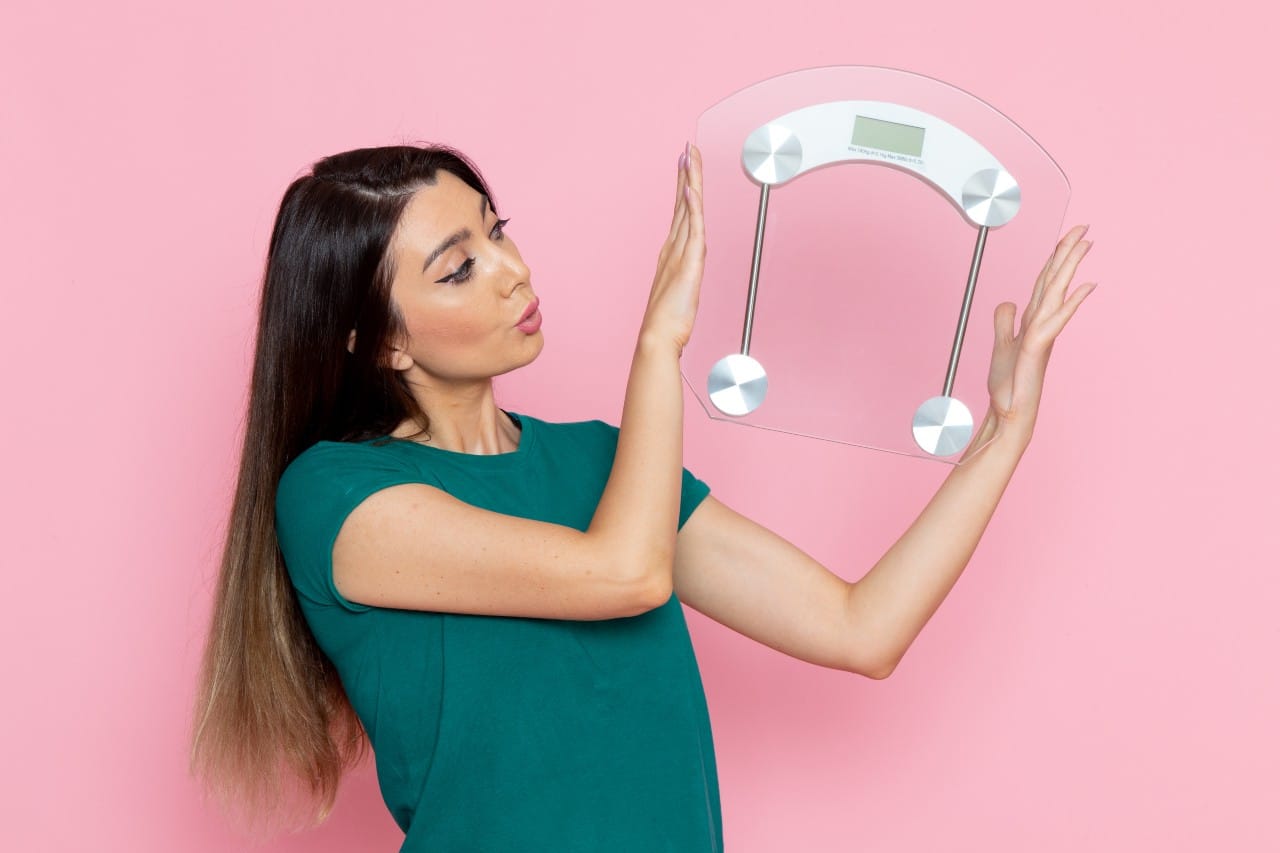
[191,142,1095,851]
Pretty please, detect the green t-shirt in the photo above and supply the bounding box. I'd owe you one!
[275,412,720,852]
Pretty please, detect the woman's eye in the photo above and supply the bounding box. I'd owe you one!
[435,219,509,285]
[439,257,475,285]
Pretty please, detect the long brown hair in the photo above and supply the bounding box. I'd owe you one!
[191,144,496,827]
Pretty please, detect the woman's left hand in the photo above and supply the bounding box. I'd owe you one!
[985,224,1097,441]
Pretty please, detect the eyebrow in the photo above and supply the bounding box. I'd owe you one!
[421,194,491,274]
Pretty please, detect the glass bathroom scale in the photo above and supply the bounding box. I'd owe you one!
[682,65,1070,463]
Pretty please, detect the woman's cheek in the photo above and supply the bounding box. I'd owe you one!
[404,317,495,372]
[407,302,486,344]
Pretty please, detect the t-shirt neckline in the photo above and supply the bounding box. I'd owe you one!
[371,409,536,465]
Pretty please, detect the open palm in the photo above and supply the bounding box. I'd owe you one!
[985,224,1097,434]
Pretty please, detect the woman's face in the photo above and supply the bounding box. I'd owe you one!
[383,170,543,384]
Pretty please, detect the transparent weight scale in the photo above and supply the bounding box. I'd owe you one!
[682,66,1070,463]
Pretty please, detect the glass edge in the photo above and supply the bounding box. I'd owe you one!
[681,372,959,465]
[695,63,1071,192]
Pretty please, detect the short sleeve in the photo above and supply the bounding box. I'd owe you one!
[275,441,425,612]
[590,420,710,531]
[678,467,711,530]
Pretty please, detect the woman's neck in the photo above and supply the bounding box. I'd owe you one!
[391,382,521,455]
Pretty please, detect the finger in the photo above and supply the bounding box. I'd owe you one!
[673,145,697,236]
[1029,233,1091,327]
[684,146,707,253]
[1046,224,1089,281]
[673,146,690,213]
[1044,238,1092,306]
[988,303,1018,414]
[1027,227,1080,317]
[1025,286,1095,355]
[1039,281,1097,340]
[673,183,694,252]
[687,179,706,251]
[670,191,690,246]
[685,149,705,229]
[673,186,706,322]
[1025,249,1056,324]
[993,301,1017,345]
[1049,224,1088,270]
[666,148,690,239]
[667,173,690,246]
[677,182,705,262]
[668,146,705,262]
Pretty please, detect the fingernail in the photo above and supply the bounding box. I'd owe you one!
[679,150,687,170]
[685,141,691,161]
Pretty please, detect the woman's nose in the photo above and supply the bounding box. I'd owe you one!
[502,253,531,295]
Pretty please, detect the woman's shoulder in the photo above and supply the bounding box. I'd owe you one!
[278,438,416,499]
[286,435,409,467]
[526,413,618,437]
[520,414,621,456]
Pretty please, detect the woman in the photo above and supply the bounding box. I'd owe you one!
[191,142,1095,851]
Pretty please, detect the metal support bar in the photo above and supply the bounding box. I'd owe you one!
[740,184,771,356]
[943,225,989,397]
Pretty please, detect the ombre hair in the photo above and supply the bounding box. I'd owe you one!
[191,144,495,826]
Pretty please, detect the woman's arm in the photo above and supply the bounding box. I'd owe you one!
[674,409,1023,679]
[331,147,708,621]
[589,144,707,606]
[674,226,1096,676]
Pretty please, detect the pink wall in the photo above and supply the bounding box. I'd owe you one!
[3,1,1276,850]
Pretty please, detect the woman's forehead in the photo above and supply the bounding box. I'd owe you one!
[399,171,485,239]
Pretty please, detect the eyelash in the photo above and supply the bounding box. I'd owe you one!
[440,218,511,285]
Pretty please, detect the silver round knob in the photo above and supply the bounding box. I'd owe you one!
[912,395,974,456]
[742,123,803,185]
[961,168,1021,227]
[708,354,769,416]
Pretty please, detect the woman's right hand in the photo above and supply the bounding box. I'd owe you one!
[640,144,705,355]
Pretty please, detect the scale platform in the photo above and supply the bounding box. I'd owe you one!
[682,66,1069,463]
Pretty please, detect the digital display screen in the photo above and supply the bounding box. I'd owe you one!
[851,116,926,158]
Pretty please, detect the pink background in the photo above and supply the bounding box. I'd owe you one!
[3,1,1276,850]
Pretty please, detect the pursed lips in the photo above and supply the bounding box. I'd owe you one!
[516,297,540,325]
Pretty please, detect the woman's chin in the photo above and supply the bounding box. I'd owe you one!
[496,335,544,376]
[523,332,545,360]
